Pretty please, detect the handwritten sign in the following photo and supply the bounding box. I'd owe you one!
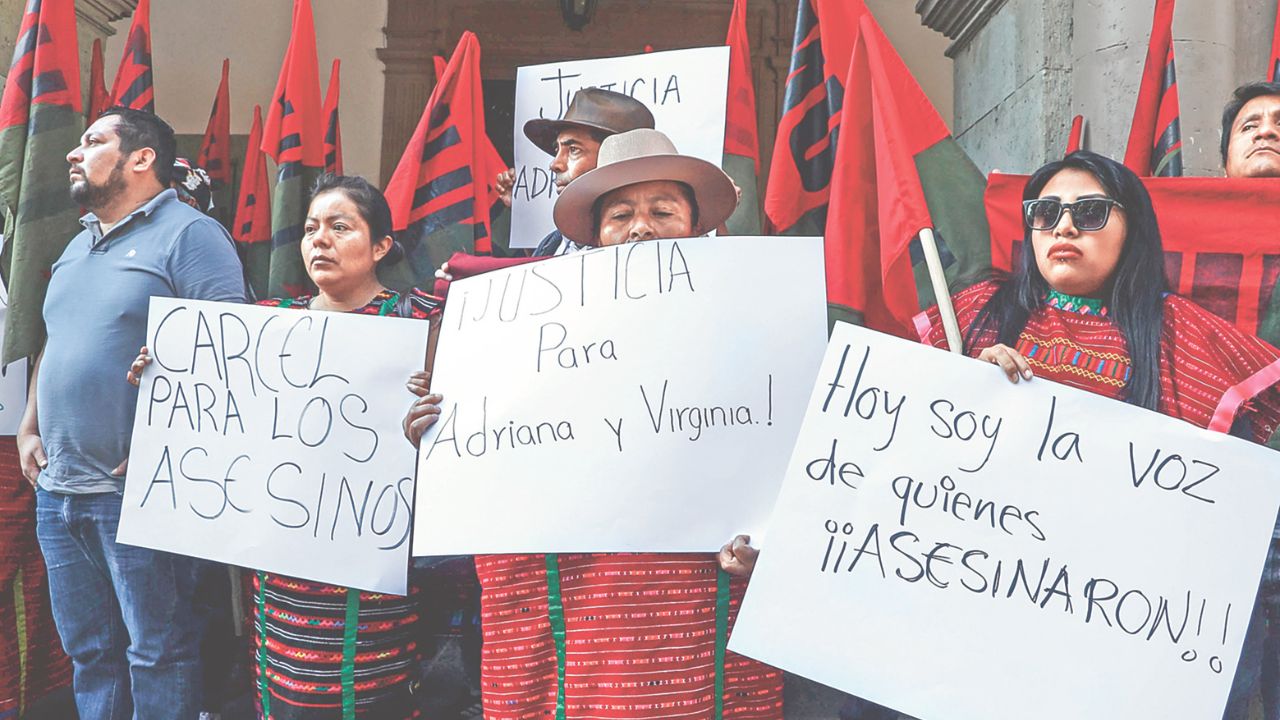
[509,47,730,249]
[117,298,429,594]
[413,236,826,554]
[729,322,1280,720]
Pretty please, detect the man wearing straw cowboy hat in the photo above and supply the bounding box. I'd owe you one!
[404,128,784,717]
[495,87,655,256]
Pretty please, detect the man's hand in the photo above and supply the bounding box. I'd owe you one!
[496,168,516,208]
[126,345,151,386]
[718,534,759,578]
[403,370,443,448]
[111,457,128,476]
[17,431,46,488]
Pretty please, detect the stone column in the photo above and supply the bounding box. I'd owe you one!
[923,0,1278,177]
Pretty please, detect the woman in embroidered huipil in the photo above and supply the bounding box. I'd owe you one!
[132,174,442,719]
[918,151,1280,434]
[917,152,1280,719]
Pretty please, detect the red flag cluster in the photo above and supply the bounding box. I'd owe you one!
[385,31,503,256]
[1124,0,1182,177]
[109,0,155,112]
[196,59,231,188]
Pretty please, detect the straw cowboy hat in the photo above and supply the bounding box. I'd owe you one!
[523,87,655,156]
[552,128,737,244]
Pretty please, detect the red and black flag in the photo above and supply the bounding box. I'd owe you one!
[88,37,110,121]
[1270,2,1280,81]
[1124,0,1182,177]
[321,58,343,174]
[0,0,83,363]
[824,11,989,338]
[261,0,324,298]
[196,58,232,188]
[722,0,761,235]
[384,31,504,288]
[234,104,272,298]
[764,0,865,235]
[109,0,154,112]
[1065,114,1085,155]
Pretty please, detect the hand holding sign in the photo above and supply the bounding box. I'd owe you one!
[730,322,1280,720]
[118,298,429,594]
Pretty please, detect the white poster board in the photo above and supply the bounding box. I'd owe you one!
[413,236,826,554]
[730,322,1280,720]
[0,305,28,435]
[509,46,730,249]
[118,298,429,594]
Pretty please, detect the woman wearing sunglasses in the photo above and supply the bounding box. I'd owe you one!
[920,150,1280,426]
[917,151,1280,718]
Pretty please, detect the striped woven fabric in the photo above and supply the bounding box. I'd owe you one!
[918,281,1280,436]
[476,553,784,720]
[250,288,439,719]
[0,438,71,720]
[252,572,421,719]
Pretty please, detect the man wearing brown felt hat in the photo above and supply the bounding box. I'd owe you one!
[495,87,655,256]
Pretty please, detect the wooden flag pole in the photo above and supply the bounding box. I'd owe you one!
[918,227,963,354]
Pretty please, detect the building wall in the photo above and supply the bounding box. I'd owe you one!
[949,0,1278,176]
[100,0,387,181]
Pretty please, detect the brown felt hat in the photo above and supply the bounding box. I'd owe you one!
[523,87,656,156]
[553,129,737,245]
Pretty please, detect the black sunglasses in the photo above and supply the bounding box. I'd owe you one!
[1023,197,1124,232]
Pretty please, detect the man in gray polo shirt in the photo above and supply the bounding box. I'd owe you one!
[17,107,245,720]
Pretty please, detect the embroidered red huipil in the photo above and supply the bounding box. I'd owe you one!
[915,281,1280,437]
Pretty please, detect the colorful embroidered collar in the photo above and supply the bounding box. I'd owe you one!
[1045,289,1108,316]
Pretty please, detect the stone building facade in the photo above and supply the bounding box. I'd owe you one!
[922,0,1280,176]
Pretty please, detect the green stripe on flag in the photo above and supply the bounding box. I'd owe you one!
[909,137,991,310]
[0,104,85,363]
[267,163,321,298]
[722,153,761,236]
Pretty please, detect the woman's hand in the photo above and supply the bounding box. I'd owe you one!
[977,343,1033,383]
[404,370,443,448]
[718,534,759,578]
[434,261,453,283]
[126,346,151,386]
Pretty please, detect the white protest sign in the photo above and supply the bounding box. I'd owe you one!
[0,305,28,435]
[730,322,1280,720]
[509,47,730,249]
[118,298,429,594]
[413,236,826,554]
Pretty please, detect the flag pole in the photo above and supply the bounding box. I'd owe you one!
[918,227,963,354]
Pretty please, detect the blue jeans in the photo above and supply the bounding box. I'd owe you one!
[35,489,203,720]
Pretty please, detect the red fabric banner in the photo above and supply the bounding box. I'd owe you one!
[321,58,343,175]
[724,0,759,170]
[0,0,81,129]
[233,105,271,244]
[109,0,154,112]
[88,38,110,121]
[196,59,231,187]
[1123,0,1182,177]
[985,173,1280,337]
[824,11,952,338]
[384,31,500,253]
[261,0,323,167]
[763,0,866,233]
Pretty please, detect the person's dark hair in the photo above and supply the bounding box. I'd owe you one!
[99,107,176,186]
[966,151,1168,411]
[309,173,403,265]
[589,180,701,240]
[1220,81,1280,166]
